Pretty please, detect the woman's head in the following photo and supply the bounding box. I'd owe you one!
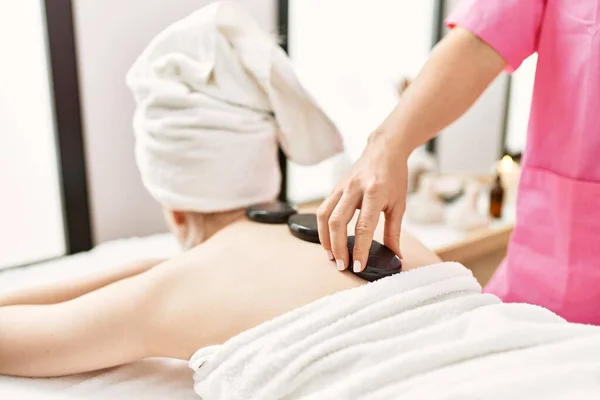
[126,1,343,247]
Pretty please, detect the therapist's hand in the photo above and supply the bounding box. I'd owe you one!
[317,131,409,272]
[317,27,506,273]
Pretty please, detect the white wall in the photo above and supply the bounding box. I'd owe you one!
[0,0,65,268]
[506,54,537,155]
[437,74,509,173]
[73,0,276,244]
[287,0,436,203]
[436,0,508,173]
[286,0,511,202]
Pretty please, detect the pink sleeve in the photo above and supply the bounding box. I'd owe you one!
[446,0,545,72]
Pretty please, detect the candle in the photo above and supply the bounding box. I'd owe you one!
[496,155,521,206]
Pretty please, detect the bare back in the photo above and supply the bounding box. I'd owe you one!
[0,215,440,378]
[145,217,441,360]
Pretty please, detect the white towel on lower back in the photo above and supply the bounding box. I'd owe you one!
[189,262,600,399]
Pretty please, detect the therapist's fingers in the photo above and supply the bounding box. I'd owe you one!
[352,195,385,273]
[383,205,404,259]
[316,189,343,260]
[329,189,361,270]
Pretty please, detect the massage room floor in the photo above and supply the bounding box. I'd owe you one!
[0,234,199,399]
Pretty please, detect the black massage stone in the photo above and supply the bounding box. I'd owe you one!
[346,236,402,282]
[288,213,320,243]
[246,202,297,224]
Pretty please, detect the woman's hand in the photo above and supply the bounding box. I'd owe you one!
[317,131,409,272]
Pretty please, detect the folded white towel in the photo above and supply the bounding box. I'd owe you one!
[126,1,342,212]
[189,262,600,399]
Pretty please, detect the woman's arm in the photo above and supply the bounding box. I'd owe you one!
[0,265,163,377]
[318,26,507,270]
[375,26,507,155]
[0,258,165,307]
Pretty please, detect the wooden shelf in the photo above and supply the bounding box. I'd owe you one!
[435,223,512,263]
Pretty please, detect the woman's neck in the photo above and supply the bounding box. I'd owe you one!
[187,209,247,246]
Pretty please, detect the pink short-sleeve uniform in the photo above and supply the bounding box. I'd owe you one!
[447,0,600,324]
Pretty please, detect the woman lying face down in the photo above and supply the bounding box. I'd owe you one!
[0,2,442,379]
[0,192,441,378]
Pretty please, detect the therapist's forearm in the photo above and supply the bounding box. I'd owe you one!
[374,27,506,154]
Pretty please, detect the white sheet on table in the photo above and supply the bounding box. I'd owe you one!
[0,234,178,292]
[0,359,196,400]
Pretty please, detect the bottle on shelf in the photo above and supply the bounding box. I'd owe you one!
[489,174,505,219]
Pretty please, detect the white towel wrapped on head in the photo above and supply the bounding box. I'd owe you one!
[126,1,342,212]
